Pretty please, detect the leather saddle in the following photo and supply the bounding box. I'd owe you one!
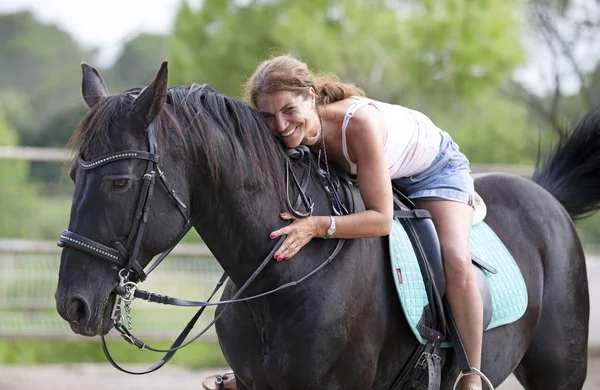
[392,186,496,344]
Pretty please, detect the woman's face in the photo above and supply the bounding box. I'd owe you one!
[257,89,319,148]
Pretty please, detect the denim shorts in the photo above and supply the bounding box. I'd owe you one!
[392,131,474,206]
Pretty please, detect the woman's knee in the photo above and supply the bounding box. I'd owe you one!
[442,245,472,279]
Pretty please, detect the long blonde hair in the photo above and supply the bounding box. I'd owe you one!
[244,55,365,107]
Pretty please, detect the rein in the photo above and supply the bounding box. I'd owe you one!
[58,119,348,375]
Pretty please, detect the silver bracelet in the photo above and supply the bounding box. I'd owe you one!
[324,216,336,239]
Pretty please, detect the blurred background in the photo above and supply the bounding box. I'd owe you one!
[0,0,599,388]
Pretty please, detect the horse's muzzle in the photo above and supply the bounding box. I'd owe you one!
[55,291,116,337]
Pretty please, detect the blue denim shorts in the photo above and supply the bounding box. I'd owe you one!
[392,131,474,206]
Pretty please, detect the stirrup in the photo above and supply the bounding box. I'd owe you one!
[202,372,236,390]
[452,367,494,390]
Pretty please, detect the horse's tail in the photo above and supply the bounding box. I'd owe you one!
[532,110,600,220]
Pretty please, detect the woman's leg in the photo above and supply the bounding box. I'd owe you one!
[414,199,482,390]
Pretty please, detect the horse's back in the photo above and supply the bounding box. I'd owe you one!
[474,172,586,275]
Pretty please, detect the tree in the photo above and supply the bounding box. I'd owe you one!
[168,0,530,164]
[507,0,600,136]
[0,111,39,238]
[169,0,525,105]
[105,34,170,91]
[0,11,92,147]
[429,90,540,165]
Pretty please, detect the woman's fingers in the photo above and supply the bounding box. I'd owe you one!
[275,237,308,261]
[269,217,314,261]
[269,223,291,239]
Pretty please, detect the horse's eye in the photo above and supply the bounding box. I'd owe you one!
[112,179,129,189]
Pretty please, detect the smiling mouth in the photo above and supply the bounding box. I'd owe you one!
[282,126,297,137]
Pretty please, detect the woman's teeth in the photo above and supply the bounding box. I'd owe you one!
[282,127,296,137]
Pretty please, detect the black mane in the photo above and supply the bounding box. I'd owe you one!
[69,83,288,194]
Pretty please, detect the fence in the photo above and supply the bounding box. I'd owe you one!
[0,146,534,339]
[0,146,535,175]
[0,239,223,340]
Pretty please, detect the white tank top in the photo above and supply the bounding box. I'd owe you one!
[341,97,442,179]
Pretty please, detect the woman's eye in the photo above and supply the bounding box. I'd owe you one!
[284,107,294,113]
[112,179,129,189]
[264,116,275,129]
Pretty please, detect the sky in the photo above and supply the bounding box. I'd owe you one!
[0,0,199,65]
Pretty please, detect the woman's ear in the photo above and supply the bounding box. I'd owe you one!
[309,87,316,108]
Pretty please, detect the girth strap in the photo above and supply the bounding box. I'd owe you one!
[391,339,442,390]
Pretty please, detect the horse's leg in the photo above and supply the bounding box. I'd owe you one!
[512,245,589,390]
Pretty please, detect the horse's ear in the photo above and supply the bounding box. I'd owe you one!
[129,61,168,128]
[81,63,108,109]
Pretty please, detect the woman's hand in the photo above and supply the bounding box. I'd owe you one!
[270,212,319,261]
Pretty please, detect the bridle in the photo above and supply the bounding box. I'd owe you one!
[58,115,348,375]
[59,121,190,284]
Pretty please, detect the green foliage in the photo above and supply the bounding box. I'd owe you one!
[428,90,543,164]
[27,105,86,148]
[0,12,89,147]
[29,194,72,240]
[0,12,84,93]
[0,4,596,244]
[105,34,171,91]
[574,213,600,253]
[400,0,526,101]
[169,0,525,105]
[0,112,40,237]
[0,339,226,367]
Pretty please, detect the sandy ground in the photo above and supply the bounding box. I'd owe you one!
[0,362,598,390]
[1,260,598,390]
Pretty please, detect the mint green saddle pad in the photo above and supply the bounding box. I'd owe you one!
[389,218,528,346]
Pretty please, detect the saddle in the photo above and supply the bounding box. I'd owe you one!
[390,187,497,389]
[392,188,496,341]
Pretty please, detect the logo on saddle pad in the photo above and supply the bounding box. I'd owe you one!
[396,268,403,285]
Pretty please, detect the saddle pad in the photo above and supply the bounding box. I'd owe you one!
[389,218,528,346]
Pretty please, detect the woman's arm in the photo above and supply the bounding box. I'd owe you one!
[270,104,393,261]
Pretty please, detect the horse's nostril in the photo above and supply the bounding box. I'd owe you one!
[66,297,88,326]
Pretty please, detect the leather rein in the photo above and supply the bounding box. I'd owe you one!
[58,119,347,375]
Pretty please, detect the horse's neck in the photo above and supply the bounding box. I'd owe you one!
[190,174,286,286]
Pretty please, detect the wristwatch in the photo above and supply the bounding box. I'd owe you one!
[324,216,336,239]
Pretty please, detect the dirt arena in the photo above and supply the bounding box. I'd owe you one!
[2,260,598,390]
[1,362,598,390]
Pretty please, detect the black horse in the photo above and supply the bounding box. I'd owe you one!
[55,62,595,389]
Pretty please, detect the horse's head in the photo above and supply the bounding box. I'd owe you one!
[55,62,190,336]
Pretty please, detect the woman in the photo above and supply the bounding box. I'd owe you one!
[209,54,483,390]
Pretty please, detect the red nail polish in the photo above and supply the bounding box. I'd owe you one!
[270,233,275,239]
[280,212,286,217]
[284,256,289,260]
[275,255,280,260]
